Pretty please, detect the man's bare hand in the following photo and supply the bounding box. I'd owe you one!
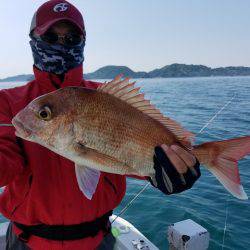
[149,144,201,195]
[161,144,198,176]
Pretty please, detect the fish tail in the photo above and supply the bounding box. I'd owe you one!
[192,136,250,200]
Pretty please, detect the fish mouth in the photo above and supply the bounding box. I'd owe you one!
[12,118,32,139]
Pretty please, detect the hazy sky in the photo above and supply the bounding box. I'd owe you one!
[0,0,250,78]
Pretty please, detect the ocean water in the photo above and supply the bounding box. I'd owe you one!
[0,77,250,249]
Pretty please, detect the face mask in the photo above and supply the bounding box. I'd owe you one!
[29,38,85,74]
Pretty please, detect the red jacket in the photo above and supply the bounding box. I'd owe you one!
[0,65,127,250]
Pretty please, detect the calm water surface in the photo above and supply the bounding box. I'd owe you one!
[0,77,249,250]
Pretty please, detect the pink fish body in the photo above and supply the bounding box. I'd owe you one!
[12,76,250,200]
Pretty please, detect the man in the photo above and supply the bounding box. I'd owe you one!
[0,1,200,249]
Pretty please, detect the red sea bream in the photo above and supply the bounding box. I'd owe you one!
[12,76,250,200]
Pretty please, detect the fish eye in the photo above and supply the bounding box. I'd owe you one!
[38,106,52,121]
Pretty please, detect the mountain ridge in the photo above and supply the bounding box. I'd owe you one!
[1,63,250,82]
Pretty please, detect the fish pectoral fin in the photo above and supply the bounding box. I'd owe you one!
[75,164,100,200]
[73,142,134,175]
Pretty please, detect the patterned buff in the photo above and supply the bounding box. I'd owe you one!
[29,38,85,74]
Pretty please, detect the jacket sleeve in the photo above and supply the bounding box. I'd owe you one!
[0,90,25,187]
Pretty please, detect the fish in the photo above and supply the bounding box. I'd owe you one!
[12,76,250,200]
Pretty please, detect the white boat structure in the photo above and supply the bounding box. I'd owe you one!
[0,215,159,250]
[0,216,210,249]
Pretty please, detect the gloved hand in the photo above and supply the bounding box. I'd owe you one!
[149,144,201,195]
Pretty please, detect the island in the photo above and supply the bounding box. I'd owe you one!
[1,64,250,82]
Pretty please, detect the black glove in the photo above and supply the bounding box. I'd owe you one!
[149,146,201,195]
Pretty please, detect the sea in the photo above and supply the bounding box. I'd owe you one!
[0,76,249,250]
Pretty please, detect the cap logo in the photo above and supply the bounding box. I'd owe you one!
[53,3,69,12]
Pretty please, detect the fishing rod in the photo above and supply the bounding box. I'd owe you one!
[111,93,237,225]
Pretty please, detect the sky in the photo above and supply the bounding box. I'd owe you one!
[0,0,250,78]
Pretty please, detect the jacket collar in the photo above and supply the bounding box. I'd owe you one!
[33,64,84,90]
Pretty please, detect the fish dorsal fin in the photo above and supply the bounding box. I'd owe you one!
[98,76,194,144]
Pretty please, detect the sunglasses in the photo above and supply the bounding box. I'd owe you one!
[40,32,84,46]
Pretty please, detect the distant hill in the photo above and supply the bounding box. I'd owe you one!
[0,74,34,82]
[84,64,250,79]
[148,64,211,78]
[1,64,250,82]
[211,66,250,76]
[84,65,148,79]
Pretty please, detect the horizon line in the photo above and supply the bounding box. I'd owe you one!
[2,63,250,79]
